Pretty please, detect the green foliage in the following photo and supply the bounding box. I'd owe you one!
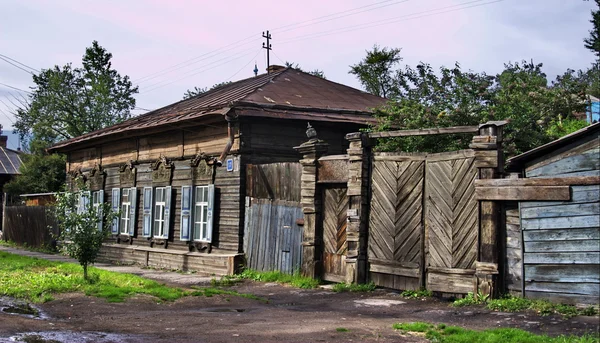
[4,139,66,197]
[452,292,489,307]
[335,328,349,332]
[210,275,242,287]
[183,81,233,99]
[332,282,376,293]
[53,182,118,280]
[584,0,600,58]
[0,251,185,303]
[400,289,433,298]
[237,269,320,289]
[546,117,589,140]
[284,61,326,79]
[189,286,266,302]
[486,296,531,312]
[0,240,57,254]
[394,321,599,343]
[14,41,138,143]
[349,45,401,98]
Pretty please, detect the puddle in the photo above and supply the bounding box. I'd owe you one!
[274,302,298,307]
[354,299,406,307]
[0,297,45,319]
[4,331,143,343]
[205,308,246,313]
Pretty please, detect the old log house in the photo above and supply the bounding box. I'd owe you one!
[48,66,386,276]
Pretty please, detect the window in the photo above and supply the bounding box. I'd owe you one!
[180,184,214,242]
[91,190,104,230]
[153,187,166,237]
[120,189,131,234]
[78,190,103,230]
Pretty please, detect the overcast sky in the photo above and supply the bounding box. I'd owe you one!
[0,0,597,132]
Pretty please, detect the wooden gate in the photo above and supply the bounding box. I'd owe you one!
[321,187,348,282]
[244,163,304,273]
[368,151,478,292]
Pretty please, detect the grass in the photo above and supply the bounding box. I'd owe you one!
[336,327,349,332]
[332,282,376,293]
[0,251,186,303]
[237,269,320,289]
[393,322,599,343]
[0,240,58,254]
[454,293,599,319]
[401,289,433,298]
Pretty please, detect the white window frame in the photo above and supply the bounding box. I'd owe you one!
[153,187,167,238]
[193,185,210,242]
[120,188,132,235]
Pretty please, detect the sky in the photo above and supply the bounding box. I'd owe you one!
[0,0,597,140]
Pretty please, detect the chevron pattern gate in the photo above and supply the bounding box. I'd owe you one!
[368,151,479,292]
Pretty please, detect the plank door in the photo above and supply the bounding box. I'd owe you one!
[322,187,349,282]
[425,155,478,294]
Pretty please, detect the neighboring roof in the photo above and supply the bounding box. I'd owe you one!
[0,146,22,175]
[50,67,386,151]
[506,122,600,171]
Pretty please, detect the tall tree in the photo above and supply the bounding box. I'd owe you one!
[14,41,138,143]
[284,61,326,79]
[584,0,600,57]
[349,45,401,98]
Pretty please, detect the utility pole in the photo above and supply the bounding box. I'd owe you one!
[262,30,272,73]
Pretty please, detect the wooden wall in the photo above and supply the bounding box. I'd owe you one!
[503,202,522,295]
[520,136,600,305]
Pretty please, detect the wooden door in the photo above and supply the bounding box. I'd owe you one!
[322,187,348,282]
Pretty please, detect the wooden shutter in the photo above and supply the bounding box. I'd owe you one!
[205,184,215,243]
[180,185,192,241]
[163,186,172,239]
[142,187,153,238]
[129,188,137,236]
[96,190,104,231]
[111,188,120,234]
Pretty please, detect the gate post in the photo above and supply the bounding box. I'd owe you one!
[294,124,329,279]
[345,132,371,284]
[471,121,507,299]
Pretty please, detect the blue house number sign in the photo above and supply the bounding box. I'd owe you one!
[226,158,234,172]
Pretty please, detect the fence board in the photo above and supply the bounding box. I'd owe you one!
[3,206,57,248]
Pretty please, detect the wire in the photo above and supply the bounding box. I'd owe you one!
[0,56,35,75]
[0,82,32,94]
[279,0,501,45]
[141,49,259,94]
[0,107,15,124]
[0,53,40,73]
[226,48,263,81]
[271,51,287,66]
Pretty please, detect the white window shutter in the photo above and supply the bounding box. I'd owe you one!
[180,186,192,241]
[206,184,215,243]
[111,188,120,234]
[129,188,137,236]
[97,190,104,231]
[163,186,172,239]
[142,187,153,238]
[76,193,84,214]
[83,191,91,211]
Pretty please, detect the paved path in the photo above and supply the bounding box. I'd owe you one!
[0,245,214,287]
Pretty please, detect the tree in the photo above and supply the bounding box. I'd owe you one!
[584,0,600,58]
[14,41,138,143]
[183,81,233,99]
[349,45,402,98]
[284,62,326,79]
[54,183,118,280]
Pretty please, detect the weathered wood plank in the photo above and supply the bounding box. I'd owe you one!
[523,252,600,264]
[427,271,473,293]
[524,240,599,253]
[369,126,479,138]
[525,281,599,296]
[524,290,599,305]
[475,176,600,187]
[475,186,571,201]
[520,185,600,209]
[521,215,600,230]
[524,265,600,283]
[520,203,599,219]
[523,228,600,241]
[526,148,600,178]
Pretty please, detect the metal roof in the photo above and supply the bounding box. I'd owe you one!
[0,146,22,175]
[50,68,386,151]
[506,122,600,171]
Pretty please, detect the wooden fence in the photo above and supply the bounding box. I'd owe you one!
[3,206,57,248]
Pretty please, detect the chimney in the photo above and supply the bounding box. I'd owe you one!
[0,135,7,148]
[267,65,285,73]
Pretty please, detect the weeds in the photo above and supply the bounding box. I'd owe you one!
[394,321,599,343]
[400,289,433,298]
[210,275,241,287]
[237,269,320,289]
[190,287,267,302]
[335,328,349,332]
[332,282,376,293]
[452,292,488,307]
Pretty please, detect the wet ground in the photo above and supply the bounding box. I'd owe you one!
[0,282,598,343]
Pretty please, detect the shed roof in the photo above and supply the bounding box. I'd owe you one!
[50,67,386,151]
[0,146,22,175]
[506,122,600,171]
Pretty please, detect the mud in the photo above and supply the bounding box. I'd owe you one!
[0,282,598,343]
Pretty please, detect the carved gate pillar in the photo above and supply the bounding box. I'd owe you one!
[294,124,329,279]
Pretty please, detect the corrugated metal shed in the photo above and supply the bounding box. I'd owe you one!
[0,147,22,175]
[50,67,386,151]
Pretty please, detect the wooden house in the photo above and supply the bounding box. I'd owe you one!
[500,122,600,305]
[48,66,386,275]
[0,131,23,232]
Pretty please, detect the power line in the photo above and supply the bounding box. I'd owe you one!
[141,48,259,94]
[0,53,40,73]
[0,56,34,75]
[0,82,32,94]
[226,48,263,81]
[279,0,502,45]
